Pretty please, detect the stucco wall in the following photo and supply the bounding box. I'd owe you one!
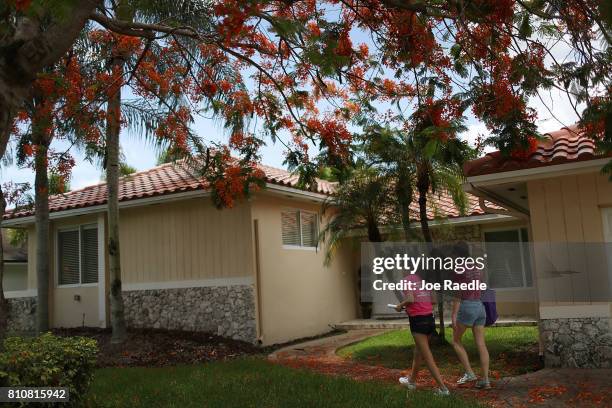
[251,193,357,345]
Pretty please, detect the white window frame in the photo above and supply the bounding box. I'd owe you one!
[281,209,319,250]
[481,226,532,290]
[56,223,99,288]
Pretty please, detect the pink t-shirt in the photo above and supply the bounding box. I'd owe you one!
[401,274,433,317]
[454,267,482,300]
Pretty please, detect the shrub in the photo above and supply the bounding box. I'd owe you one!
[0,333,98,406]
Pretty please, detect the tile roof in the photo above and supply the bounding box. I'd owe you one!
[408,191,493,220]
[3,161,336,221]
[3,161,495,222]
[463,125,605,177]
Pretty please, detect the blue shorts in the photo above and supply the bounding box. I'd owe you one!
[457,300,486,327]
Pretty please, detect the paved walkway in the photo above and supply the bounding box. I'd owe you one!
[269,330,612,407]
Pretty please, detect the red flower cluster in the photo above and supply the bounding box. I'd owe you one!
[509,136,538,160]
[306,117,352,159]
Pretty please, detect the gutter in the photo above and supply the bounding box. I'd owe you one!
[464,182,530,220]
[466,157,609,186]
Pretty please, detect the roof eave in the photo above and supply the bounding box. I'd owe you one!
[2,182,329,227]
[465,157,609,187]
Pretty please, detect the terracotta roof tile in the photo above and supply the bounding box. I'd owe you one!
[3,161,495,222]
[407,191,496,220]
[3,161,336,220]
[463,126,605,177]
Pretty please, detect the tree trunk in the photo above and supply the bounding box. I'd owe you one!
[417,165,446,343]
[0,192,9,338]
[396,168,413,241]
[107,54,127,343]
[34,135,51,333]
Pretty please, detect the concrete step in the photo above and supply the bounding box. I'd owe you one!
[333,318,538,331]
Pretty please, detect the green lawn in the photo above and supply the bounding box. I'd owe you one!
[337,326,540,378]
[88,358,481,408]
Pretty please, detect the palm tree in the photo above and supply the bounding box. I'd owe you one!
[360,122,474,341]
[320,164,401,317]
[321,165,393,256]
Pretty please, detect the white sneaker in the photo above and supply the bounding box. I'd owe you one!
[399,376,416,390]
[457,372,477,385]
[434,387,450,396]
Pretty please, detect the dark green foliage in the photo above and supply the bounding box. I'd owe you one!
[0,333,98,406]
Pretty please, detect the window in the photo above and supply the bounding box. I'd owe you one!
[281,210,318,248]
[58,225,98,286]
[484,228,532,289]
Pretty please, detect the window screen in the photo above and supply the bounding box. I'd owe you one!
[281,211,301,246]
[58,230,80,285]
[81,227,99,284]
[58,225,98,286]
[281,210,318,247]
[484,228,531,288]
[300,212,318,247]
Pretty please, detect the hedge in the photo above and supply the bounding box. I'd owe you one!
[0,333,98,406]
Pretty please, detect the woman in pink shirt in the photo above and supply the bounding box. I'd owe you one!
[395,271,449,396]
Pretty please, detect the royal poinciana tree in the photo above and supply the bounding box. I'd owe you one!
[0,1,609,336]
[2,1,608,176]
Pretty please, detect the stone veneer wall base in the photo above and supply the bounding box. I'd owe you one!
[541,317,612,368]
[7,297,37,334]
[122,285,257,343]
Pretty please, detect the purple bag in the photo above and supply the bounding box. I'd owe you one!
[481,289,498,326]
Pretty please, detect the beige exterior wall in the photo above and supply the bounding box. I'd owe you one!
[119,197,254,285]
[27,225,37,290]
[50,214,102,328]
[528,171,612,318]
[22,197,256,329]
[251,193,357,345]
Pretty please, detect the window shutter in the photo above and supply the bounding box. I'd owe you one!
[58,230,80,285]
[300,212,318,247]
[281,211,300,246]
[81,226,99,284]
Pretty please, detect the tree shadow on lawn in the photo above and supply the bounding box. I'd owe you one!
[338,327,542,378]
[89,358,483,408]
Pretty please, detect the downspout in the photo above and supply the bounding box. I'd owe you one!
[253,219,264,344]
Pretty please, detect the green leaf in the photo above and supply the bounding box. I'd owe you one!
[519,14,532,38]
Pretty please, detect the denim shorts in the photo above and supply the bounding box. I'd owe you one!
[457,300,486,327]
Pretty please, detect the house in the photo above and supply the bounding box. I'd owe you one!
[3,158,535,345]
[464,125,612,368]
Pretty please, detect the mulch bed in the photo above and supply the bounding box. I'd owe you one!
[52,327,262,368]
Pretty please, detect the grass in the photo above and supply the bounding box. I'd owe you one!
[88,358,481,408]
[337,326,540,378]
